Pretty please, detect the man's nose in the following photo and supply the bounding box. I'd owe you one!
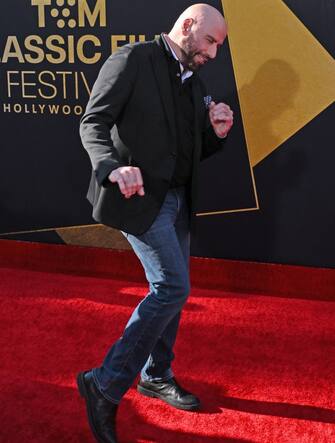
[208,45,217,59]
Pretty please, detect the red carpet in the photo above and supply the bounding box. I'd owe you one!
[1,244,335,442]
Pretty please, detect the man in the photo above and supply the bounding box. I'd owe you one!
[77,3,233,442]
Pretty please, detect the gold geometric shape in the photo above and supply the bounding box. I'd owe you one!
[222,0,335,166]
[0,224,131,250]
[56,225,131,249]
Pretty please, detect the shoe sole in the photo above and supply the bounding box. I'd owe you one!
[77,372,108,443]
[137,384,200,411]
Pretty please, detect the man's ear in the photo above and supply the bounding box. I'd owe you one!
[182,18,194,34]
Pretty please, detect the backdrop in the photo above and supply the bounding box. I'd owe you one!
[0,0,334,268]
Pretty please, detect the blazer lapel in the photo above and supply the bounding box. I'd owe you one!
[151,40,177,145]
[192,77,206,158]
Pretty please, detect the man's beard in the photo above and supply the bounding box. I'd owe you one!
[180,35,209,71]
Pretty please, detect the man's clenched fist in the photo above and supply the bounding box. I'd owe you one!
[108,166,145,199]
[209,101,233,138]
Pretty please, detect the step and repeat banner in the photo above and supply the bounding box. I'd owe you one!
[0,0,334,268]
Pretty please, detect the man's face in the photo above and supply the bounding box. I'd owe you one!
[180,20,226,71]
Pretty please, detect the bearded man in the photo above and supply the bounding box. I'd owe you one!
[77,4,233,442]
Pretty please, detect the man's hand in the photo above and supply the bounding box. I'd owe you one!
[209,101,233,138]
[108,166,145,199]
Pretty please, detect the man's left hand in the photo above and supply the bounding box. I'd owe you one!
[209,101,234,138]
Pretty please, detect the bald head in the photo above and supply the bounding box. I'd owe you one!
[175,3,226,33]
[167,3,227,70]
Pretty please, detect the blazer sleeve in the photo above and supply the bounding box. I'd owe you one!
[198,79,227,161]
[80,45,138,187]
[201,117,227,161]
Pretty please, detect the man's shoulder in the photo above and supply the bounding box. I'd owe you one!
[121,38,159,58]
[102,39,159,69]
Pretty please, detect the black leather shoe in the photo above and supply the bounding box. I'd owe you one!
[137,377,200,411]
[77,371,118,443]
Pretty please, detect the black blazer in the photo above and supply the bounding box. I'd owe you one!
[80,38,225,235]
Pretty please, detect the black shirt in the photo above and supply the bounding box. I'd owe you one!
[160,34,195,188]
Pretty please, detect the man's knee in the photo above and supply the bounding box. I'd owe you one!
[151,274,190,306]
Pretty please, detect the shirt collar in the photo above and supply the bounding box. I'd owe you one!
[161,33,193,83]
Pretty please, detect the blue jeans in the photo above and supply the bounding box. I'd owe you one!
[92,186,191,403]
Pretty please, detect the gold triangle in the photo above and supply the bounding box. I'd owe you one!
[222,0,335,166]
[56,225,131,249]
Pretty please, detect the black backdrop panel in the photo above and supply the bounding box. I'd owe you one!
[0,1,334,268]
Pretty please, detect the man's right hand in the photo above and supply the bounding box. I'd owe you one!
[108,166,145,199]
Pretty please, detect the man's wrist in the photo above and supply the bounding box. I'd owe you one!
[214,129,228,139]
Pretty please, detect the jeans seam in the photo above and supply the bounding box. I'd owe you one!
[104,308,159,396]
[92,370,120,404]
